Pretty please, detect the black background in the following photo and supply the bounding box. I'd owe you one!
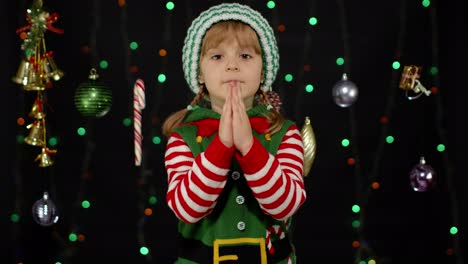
[1,0,465,263]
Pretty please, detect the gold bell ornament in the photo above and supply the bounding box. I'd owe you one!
[23,64,46,91]
[24,120,45,146]
[34,147,57,167]
[300,116,317,177]
[29,96,46,119]
[42,51,64,81]
[12,59,32,85]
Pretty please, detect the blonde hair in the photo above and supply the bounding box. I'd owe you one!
[162,21,284,137]
[200,21,261,57]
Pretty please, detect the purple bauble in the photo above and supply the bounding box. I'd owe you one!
[409,157,437,192]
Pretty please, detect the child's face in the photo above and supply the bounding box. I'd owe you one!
[199,38,263,112]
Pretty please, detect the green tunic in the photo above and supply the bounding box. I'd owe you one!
[173,105,297,264]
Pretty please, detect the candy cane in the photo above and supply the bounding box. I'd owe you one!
[265,221,292,263]
[133,78,145,166]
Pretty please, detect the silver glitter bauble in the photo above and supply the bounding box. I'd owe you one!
[332,73,359,107]
[32,191,59,226]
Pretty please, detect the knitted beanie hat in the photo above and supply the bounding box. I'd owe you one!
[182,2,279,94]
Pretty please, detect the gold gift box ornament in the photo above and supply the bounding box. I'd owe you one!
[399,65,431,100]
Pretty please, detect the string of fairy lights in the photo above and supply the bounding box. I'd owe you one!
[130,0,173,261]
[427,4,463,263]
[348,0,406,261]
[8,0,460,263]
[56,0,104,261]
[329,0,374,262]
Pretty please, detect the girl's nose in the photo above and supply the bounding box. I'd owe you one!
[226,60,240,72]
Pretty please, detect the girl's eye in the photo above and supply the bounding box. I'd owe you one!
[241,54,252,59]
[211,55,222,60]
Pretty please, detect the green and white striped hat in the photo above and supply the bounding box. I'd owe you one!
[182,2,279,94]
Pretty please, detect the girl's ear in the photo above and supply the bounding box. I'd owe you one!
[199,73,205,84]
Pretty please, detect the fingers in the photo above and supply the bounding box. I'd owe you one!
[223,83,232,115]
[231,81,253,155]
[219,82,233,147]
[232,81,246,121]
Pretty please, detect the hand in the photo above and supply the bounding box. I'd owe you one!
[219,82,233,148]
[231,81,253,155]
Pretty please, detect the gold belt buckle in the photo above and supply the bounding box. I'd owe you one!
[213,237,267,264]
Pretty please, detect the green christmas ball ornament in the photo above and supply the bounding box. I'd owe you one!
[74,68,112,118]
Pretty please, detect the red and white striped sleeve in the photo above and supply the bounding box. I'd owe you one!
[164,133,235,223]
[236,125,306,220]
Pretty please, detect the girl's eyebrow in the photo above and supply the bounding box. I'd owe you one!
[239,47,256,52]
[205,48,221,54]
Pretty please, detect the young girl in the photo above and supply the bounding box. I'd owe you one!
[162,3,306,263]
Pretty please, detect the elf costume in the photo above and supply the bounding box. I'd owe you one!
[164,3,307,263]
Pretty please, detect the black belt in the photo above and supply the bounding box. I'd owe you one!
[179,236,292,263]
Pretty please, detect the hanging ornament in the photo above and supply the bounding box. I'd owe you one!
[74,68,112,118]
[22,59,46,91]
[34,147,57,167]
[24,120,45,147]
[11,59,32,85]
[32,191,59,226]
[399,65,431,100]
[42,51,64,81]
[409,156,437,192]
[29,93,46,119]
[15,0,64,56]
[300,116,317,177]
[13,0,64,90]
[332,73,359,107]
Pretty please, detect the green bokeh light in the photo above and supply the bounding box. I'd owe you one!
[450,226,458,235]
[352,220,361,229]
[430,66,439,75]
[77,127,86,136]
[149,196,158,205]
[99,60,109,69]
[386,135,394,144]
[69,233,78,242]
[130,41,139,50]
[392,61,401,70]
[437,144,445,152]
[308,17,318,26]
[17,135,25,144]
[10,213,20,223]
[123,118,132,127]
[336,57,344,66]
[166,1,175,10]
[422,0,431,7]
[284,74,293,82]
[305,84,314,93]
[266,1,276,9]
[49,137,58,146]
[352,204,360,213]
[81,200,91,209]
[152,136,161,144]
[158,74,167,83]
[140,246,149,255]
[341,139,350,147]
